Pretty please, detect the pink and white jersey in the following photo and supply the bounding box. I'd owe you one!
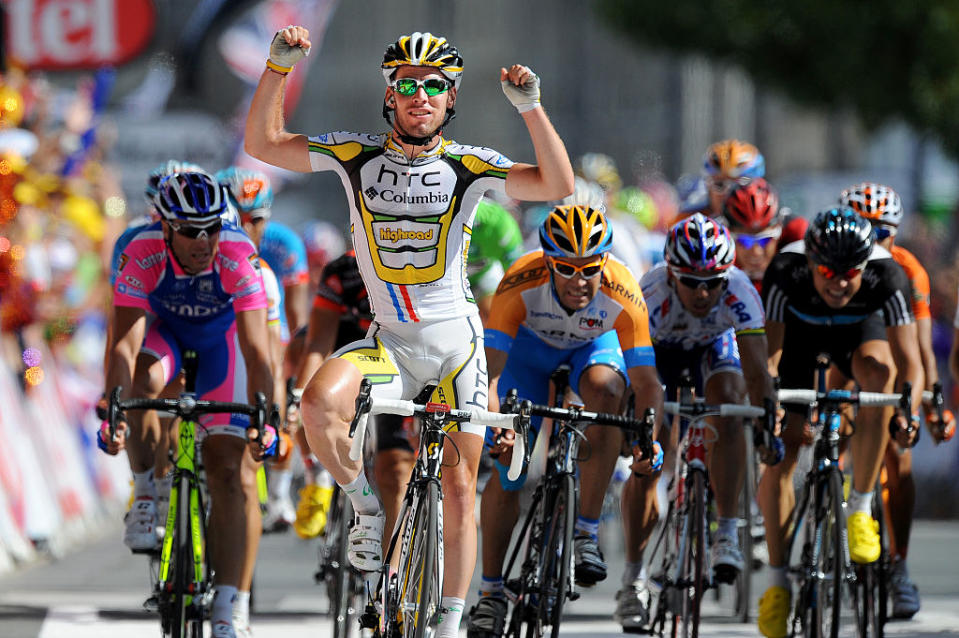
[640,262,765,351]
[114,221,267,342]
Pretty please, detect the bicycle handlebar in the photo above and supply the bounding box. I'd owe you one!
[662,402,765,418]
[348,383,529,481]
[777,387,933,407]
[109,386,270,447]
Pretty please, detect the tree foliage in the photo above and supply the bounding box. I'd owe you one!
[595,0,959,156]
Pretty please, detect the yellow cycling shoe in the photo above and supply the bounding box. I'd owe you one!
[757,585,791,638]
[847,511,881,564]
[293,484,334,539]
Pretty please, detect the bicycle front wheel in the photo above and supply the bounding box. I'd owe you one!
[399,480,441,638]
[328,488,360,638]
[533,473,576,638]
[170,476,202,638]
[811,471,844,638]
[674,469,706,638]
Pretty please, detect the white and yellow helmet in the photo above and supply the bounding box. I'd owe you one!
[381,32,464,88]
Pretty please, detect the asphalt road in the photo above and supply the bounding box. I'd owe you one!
[0,518,956,637]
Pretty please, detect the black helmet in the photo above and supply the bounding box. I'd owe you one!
[804,207,874,272]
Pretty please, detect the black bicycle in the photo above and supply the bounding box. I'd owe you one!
[500,365,655,638]
[778,355,915,638]
[108,350,271,638]
[351,379,528,638]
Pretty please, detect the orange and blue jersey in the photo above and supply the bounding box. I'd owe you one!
[889,245,931,321]
[485,251,655,369]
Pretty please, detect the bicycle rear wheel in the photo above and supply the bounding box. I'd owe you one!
[674,469,706,638]
[532,473,575,638]
[735,432,756,623]
[811,471,844,638]
[399,480,441,638]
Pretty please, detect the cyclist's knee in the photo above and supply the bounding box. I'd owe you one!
[853,351,896,391]
[132,355,166,397]
[578,366,626,413]
[301,360,360,431]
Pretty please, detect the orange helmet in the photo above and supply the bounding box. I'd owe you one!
[703,139,765,180]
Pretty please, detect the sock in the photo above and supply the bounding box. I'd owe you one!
[574,515,600,540]
[268,468,293,501]
[717,517,739,539]
[847,489,874,516]
[213,585,238,626]
[767,565,789,590]
[622,561,646,588]
[479,576,504,598]
[233,590,250,628]
[133,468,155,499]
[436,596,465,638]
[340,472,379,514]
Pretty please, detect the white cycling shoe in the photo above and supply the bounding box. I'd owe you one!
[349,511,385,572]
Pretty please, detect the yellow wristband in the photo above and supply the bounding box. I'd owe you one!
[266,59,292,75]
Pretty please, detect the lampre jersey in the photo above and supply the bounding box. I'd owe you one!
[308,132,513,326]
[113,221,267,341]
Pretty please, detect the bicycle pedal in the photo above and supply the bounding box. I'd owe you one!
[568,590,580,601]
[142,594,159,613]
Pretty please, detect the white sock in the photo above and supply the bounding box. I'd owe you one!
[340,472,379,514]
[133,468,155,499]
[847,489,874,516]
[767,565,789,590]
[213,585,238,626]
[717,516,738,539]
[436,596,465,638]
[622,561,646,588]
[233,590,250,628]
[268,468,293,501]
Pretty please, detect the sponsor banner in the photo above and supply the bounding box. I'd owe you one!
[5,0,156,70]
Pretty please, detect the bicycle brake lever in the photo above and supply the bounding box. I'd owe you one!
[350,378,373,437]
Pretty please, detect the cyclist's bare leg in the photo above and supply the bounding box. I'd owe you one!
[155,374,184,479]
[757,411,805,568]
[374,447,415,548]
[621,472,659,563]
[441,431,483,600]
[577,364,627,521]
[301,358,365,484]
[849,339,896,493]
[478,467,520,577]
[704,371,747,518]
[203,434,262,591]
[882,441,913,558]
[127,352,166,473]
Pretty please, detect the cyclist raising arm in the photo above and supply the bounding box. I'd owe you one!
[104,171,273,638]
[244,26,573,638]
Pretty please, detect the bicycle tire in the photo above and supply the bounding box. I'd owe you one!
[674,469,706,638]
[812,470,844,638]
[735,431,756,623]
[171,475,202,638]
[504,487,546,638]
[853,486,886,638]
[331,490,360,638]
[399,480,441,638]
[532,473,575,638]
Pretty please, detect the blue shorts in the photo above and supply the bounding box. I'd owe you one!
[487,325,628,491]
[654,328,742,400]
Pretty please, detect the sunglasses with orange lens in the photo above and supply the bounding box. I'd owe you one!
[815,264,863,280]
[548,254,608,279]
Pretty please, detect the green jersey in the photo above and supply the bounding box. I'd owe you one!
[467,198,524,298]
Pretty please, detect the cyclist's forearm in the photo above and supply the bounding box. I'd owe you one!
[244,70,310,172]
[917,317,938,388]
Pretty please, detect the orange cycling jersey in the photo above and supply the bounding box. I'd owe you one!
[485,251,655,368]
[890,245,931,320]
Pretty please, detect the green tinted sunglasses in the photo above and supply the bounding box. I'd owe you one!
[391,77,451,97]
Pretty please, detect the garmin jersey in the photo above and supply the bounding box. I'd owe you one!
[260,222,309,288]
[308,131,514,326]
[314,249,373,347]
[641,263,765,350]
[113,220,267,341]
[485,251,655,369]
[889,245,931,321]
[762,241,913,328]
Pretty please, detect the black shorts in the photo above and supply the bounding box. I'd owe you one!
[778,310,887,392]
[375,413,415,453]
